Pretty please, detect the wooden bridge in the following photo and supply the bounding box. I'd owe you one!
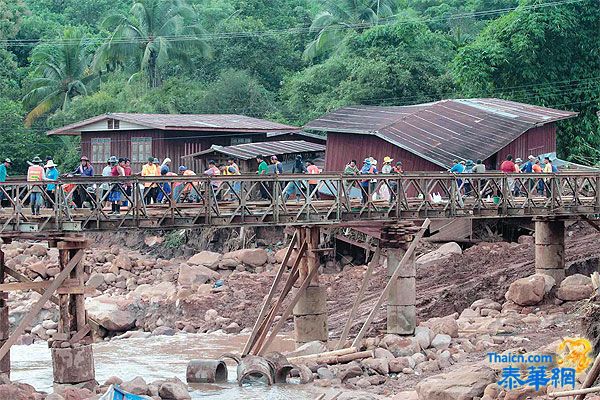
[0,171,599,234]
[1,170,598,388]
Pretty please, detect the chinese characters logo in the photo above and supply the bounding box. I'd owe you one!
[489,337,593,391]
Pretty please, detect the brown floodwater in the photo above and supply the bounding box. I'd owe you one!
[11,332,328,399]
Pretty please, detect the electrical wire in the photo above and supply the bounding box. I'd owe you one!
[0,0,588,47]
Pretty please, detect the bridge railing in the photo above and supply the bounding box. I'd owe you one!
[0,171,598,231]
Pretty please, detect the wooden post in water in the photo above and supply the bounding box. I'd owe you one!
[51,238,95,389]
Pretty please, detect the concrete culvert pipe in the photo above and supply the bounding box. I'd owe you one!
[264,352,294,383]
[186,359,228,383]
[236,355,274,386]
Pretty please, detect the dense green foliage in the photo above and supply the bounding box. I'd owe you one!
[0,0,599,173]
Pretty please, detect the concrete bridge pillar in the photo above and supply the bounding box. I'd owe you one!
[293,227,328,345]
[534,219,565,284]
[386,243,416,335]
[380,222,418,335]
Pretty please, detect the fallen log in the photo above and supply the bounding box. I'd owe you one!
[287,347,357,364]
[550,385,600,398]
[289,348,374,365]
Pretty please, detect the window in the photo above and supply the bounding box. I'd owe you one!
[91,138,111,163]
[231,137,252,145]
[131,137,152,163]
[107,119,120,129]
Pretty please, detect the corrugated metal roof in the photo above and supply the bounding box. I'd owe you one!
[47,113,299,135]
[183,140,326,160]
[305,98,578,168]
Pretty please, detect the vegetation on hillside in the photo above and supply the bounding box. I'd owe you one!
[0,0,599,172]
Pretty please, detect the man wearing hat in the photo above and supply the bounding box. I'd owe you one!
[0,158,12,208]
[381,156,394,174]
[27,156,45,215]
[44,159,60,207]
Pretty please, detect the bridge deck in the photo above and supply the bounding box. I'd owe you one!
[0,172,598,234]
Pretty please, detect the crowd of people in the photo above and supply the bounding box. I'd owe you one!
[0,151,561,214]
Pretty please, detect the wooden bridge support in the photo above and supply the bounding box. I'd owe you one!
[0,236,95,388]
[534,219,565,284]
[51,239,95,387]
[0,242,10,379]
[293,227,328,346]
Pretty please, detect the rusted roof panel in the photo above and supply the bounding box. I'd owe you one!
[183,140,326,160]
[306,98,578,168]
[47,113,299,135]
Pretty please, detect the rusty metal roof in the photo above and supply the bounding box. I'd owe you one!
[305,98,578,168]
[47,113,299,135]
[182,140,326,160]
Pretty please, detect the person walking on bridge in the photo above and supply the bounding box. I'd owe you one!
[0,158,12,210]
[142,157,159,205]
[109,157,126,215]
[27,156,45,215]
[256,155,269,200]
[44,160,59,208]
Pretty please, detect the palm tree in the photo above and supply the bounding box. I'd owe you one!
[304,0,399,60]
[95,0,210,88]
[23,28,95,127]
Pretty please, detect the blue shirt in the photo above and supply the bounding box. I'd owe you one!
[450,163,465,173]
[521,161,534,173]
[0,164,6,182]
[75,164,94,177]
[46,168,59,191]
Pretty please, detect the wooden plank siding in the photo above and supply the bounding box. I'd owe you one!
[324,132,441,172]
[81,130,287,173]
[324,124,558,173]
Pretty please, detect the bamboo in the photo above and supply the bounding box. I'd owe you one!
[242,232,297,356]
[288,347,357,363]
[314,350,374,365]
[351,219,430,348]
[575,352,600,400]
[250,242,306,355]
[551,385,600,398]
[336,245,380,350]
[257,260,321,355]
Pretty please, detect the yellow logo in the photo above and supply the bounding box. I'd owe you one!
[557,338,593,373]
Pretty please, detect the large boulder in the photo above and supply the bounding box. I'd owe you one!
[158,381,191,400]
[285,341,327,358]
[420,315,459,338]
[131,282,177,301]
[177,265,219,288]
[556,274,594,301]
[381,335,421,357]
[505,275,546,306]
[187,251,222,270]
[24,243,48,257]
[0,383,39,400]
[416,364,496,400]
[274,248,298,267]
[28,261,48,278]
[121,377,150,396]
[85,295,136,332]
[416,243,462,268]
[114,254,133,271]
[223,248,268,267]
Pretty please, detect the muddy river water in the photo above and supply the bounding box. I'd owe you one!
[11,332,329,399]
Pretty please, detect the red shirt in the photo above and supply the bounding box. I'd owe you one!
[500,160,516,173]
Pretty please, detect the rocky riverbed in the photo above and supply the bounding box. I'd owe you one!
[3,224,600,399]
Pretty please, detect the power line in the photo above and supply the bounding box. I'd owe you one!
[0,0,588,47]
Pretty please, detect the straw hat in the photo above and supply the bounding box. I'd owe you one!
[45,160,57,168]
[384,156,394,163]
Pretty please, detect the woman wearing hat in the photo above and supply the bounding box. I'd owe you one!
[27,156,45,215]
[44,160,60,208]
[108,156,125,215]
